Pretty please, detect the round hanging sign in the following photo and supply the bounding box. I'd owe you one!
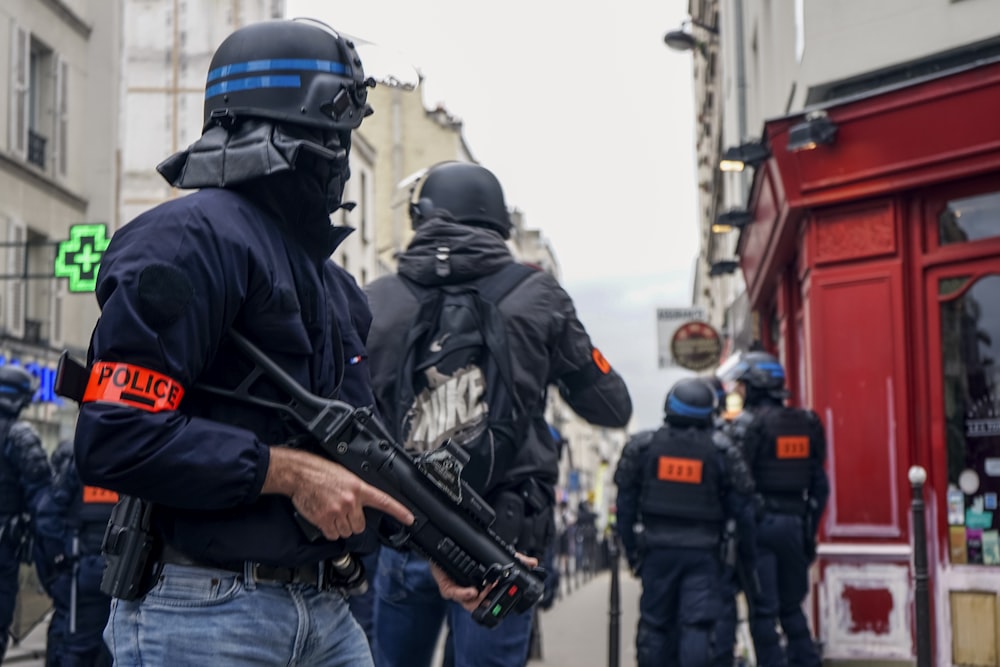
[671,320,723,371]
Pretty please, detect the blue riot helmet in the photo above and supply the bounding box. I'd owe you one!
[0,365,36,417]
[160,18,376,210]
[203,18,373,133]
[663,377,716,427]
[722,351,787,404]
[409,162,513,239]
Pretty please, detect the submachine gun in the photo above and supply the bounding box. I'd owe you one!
[197,331,543,627]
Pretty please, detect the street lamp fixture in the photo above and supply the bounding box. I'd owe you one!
[787,110,838,152]
[663,18,719,54]
[709,260,740,277]
[719,141,770,172]
[712,208,753,233]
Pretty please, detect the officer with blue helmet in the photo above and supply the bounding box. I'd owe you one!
[722,351,829,667]
[0,365,50,662]
[615,377,756,666]
[34,439,115,666]
[72,18,413,666]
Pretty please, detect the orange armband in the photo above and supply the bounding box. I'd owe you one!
[82,362,184,412]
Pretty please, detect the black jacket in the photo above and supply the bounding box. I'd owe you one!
[365,217,633,497]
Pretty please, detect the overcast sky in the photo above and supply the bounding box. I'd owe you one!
[286,0,703,430]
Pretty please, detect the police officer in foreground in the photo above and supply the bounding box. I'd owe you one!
[722,351,829,667]
[34,440,114,666]
[0,366,51,662]
[615,377,756,667]
[71,19,414,666]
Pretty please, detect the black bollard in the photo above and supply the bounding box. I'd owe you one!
[909,466,932,667]
[608,532,621,667]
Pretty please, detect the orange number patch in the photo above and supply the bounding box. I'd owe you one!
[776,436,810,459]
[82,486,119,504]
[657,456,703,484]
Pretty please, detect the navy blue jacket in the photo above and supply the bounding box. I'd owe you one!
[74,175,375,567]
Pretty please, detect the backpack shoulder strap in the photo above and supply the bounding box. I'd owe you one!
[476,262,536,304]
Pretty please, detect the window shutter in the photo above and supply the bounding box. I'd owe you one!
[49,279,64,348]
[5,219,25,338]
[54,55,68,178]
[9,22,28,159]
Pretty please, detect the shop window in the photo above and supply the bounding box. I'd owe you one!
[939,191,1000,246]
[940,274,1000,565]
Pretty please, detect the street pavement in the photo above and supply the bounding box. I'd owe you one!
[2,566,642,666]
[530,567,641,667]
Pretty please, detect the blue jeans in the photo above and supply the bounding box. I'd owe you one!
[372,548,533,667]
[636,547,722,667]
[104,562,372,666]
[750,513,821,667]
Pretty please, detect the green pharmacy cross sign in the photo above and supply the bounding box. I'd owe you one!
[54,224,111,292]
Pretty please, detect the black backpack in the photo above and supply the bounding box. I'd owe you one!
[396,262,536,496]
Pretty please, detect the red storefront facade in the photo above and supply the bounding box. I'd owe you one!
[739,59,1000,664]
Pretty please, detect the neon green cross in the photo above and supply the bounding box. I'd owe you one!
[54,223,111,292]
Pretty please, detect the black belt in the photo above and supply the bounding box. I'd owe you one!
[159,544,328,589]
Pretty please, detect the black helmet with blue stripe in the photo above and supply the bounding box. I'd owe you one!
[663,377,715,427]
[203,18,374,132]
[724,351,786,391]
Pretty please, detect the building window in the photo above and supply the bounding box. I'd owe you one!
[8,22,67,178]
[939,191,1000,246]
[940,274,1000,565]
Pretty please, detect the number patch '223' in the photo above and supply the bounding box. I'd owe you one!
[657,456,703,484]
[776,436,810,459]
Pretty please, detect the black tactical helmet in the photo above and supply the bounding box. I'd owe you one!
[724,351,786,392]
[203,18,374,132]
[663,377,715,427]
[0,365,35,416]
[409,162,513,239]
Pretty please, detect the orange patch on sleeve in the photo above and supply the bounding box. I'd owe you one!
[82,486,119,504]
[82,362,184,412]
[776,436,810,459]
[657,456,703,483]
[592,348,611,374]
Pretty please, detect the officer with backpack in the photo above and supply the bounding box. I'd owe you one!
[33,439,114,666]
[365,160,633,667]
[721,351,828,667]
[0,366,51,662]
[614,377,756,667]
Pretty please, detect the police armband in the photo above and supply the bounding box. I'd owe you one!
[55,353,184,412]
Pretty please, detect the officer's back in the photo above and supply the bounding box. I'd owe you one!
[615,377,755,667]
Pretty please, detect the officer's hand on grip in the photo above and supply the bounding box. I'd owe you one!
[263,446,414,540]
[430,552,539,614]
